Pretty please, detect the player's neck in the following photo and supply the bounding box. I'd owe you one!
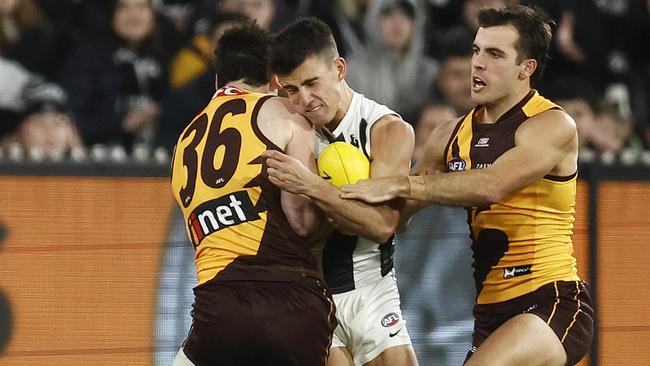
[479,86,531,124]
[226,80,271,94]
[326,81,354,131]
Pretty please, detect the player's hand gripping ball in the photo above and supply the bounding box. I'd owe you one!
[317,142,370,188]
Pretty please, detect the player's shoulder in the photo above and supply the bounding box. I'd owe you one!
[354,92,399,119]
[517,108,577,147]
[522,108,576,134]
[371,114,414,140]
[258,95,310,127]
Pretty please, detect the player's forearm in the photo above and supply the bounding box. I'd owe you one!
[403,170,500,207]
[322,203,397,243]
[306,183,397,243]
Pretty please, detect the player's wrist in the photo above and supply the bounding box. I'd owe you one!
[393,176,411,198]
[303,172,329,196]
[406,175,426,200]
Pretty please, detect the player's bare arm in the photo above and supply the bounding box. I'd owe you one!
[395,117,460,232]
[341,110,577,207]
[259,97,322,236]
[265,115,413,243]
[318,115,413,239]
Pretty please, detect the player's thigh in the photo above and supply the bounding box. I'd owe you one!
[465,313,567,366]
[328,346,354,366]
[364,344,419,366]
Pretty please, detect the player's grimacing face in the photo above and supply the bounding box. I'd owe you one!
[470,25,525,105]
[277,55,342,126]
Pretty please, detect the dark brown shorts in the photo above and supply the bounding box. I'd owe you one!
[182,277,337,366]
[467,280,595,365]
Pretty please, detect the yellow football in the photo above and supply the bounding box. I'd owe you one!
[317,142,370,188]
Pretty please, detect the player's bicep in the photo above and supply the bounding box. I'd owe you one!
[281,114,321,236]
[284,115,317,173]
[488,111,577,194]
[368,116,414,178]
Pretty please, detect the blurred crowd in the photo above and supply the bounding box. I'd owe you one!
[1,0,648,162]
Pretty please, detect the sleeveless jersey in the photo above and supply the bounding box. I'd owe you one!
[171,86,321,286]
[315,91,400,294]
[444,90,580,304]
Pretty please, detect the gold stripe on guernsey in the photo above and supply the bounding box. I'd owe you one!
[561,281,583,343]
[521,91,559,118]
[547,281,561,325]
[324,285,336,362]
[446,116,473,169]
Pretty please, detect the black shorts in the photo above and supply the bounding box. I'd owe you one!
[467,280,595,365]
[182,277,337,366]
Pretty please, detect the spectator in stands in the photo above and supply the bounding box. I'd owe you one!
[190,0,282,31]
[413,104,455,163]
[546,77,641,155]
[427,0,509,61]
[345,0,438,123]
[154,0,194,36]
[303,0,368,57]
[518,1,609,89]
[0,56,81,157]
[429,47,473,115]
[168,12,245,89]
[217,0,275,29]
[60,0,171,151]
[0,0,66,80]
[594,0,650,149]
[415,47,473,162]
[156,12,246,151]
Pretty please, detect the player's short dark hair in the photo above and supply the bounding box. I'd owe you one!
[214,21,270,88]
[478,4,555,84]
[269,17,339,75]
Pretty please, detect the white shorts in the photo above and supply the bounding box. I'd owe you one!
[172,348,194,366]
[331,271,412,365]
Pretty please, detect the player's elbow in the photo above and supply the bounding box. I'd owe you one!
[372,226,395,245]
[286,212,320,237]
[290,221,316,237]
[368,218,398,244]
[293,226,311,237]
[395,217,413,234]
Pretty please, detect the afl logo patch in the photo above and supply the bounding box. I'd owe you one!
[381,312,400,327]
[447,158,467,171]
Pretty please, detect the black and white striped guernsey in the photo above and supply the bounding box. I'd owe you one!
[314,91,401,294]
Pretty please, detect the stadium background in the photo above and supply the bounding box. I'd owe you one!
[0,161,648,365]
[1,0,649,364]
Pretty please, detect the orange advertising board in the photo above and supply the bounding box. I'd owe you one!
[0,175,647,365]
[0,176,172,365]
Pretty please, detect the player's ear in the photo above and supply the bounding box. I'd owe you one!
[269,74,282,91]
[519,58,537,80]
[334,57,347,80]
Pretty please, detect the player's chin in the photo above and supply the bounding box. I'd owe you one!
[304,109,329,125]
[470,92,488,105]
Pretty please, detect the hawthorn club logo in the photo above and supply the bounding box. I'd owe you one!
[0,221,12,356]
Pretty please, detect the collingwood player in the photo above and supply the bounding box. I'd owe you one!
[264,17,418,366]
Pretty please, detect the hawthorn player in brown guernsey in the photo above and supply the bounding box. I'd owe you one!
[340,5,595,366]
[170,22,335,366]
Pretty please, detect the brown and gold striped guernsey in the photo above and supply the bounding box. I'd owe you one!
[171,86,321,286]
[444,90,580,304]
